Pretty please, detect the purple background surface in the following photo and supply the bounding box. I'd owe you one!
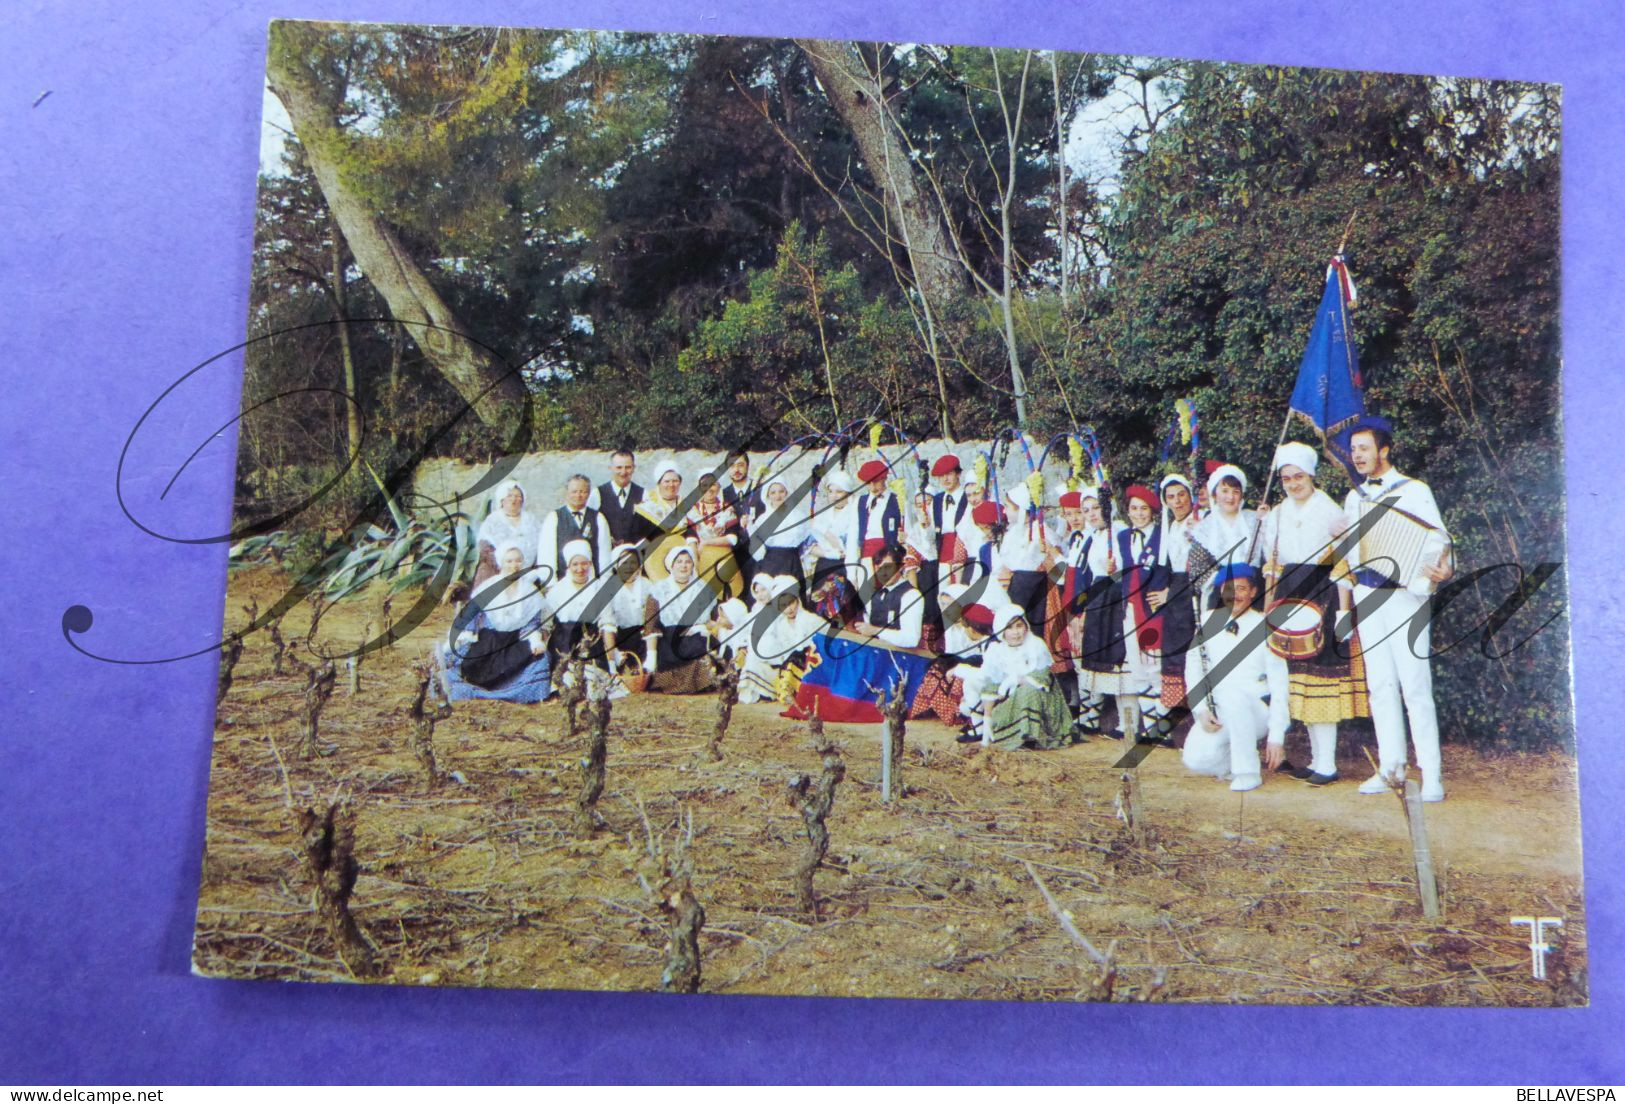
[2,0,1620,1085]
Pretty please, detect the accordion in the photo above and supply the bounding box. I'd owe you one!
[1351,499,1451,591]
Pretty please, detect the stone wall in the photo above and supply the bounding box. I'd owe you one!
[408,438,1083,520]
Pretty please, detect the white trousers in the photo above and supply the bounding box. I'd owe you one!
[1353,585,1441,781]
[1181,685,1268,782]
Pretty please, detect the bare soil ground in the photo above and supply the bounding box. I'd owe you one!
[194,567,1587,1005]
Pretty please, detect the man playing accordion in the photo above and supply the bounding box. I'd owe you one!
[1333,416,1455,802]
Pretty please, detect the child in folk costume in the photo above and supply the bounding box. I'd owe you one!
[808,471,861,625]
[1041,489,1091,729]
[850,544,924,650]
[993,483,1052,633]
[903,492,948,653]
[1255,441,1369,785]
[843,459,905,584]
[685,471,743,599]
[952,476,989,578]
[739,576,824,704]
[911,453,971,641]
[978,608,1076,751]
[962,498,1005,592]
[719,575,775,702]
[1180,564,1291,792]
[1072,486,1148,740]
[1148,473,1203,721]
[715,574,773,658]
[907,583,996,730]
[474,479,542,589]
[750,477,811,595]
[1118,484,1173,743]
[644,546,723,694]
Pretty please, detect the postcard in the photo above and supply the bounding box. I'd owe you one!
[195,19,1578,1005]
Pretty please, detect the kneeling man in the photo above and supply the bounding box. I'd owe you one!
[1181,563,1290,792]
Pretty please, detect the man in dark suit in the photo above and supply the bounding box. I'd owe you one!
[720,453,762,594]
[597,448,644,545]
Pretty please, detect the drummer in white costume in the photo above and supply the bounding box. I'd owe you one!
[1333,416,1454,801]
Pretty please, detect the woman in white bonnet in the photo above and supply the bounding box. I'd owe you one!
[474,479,541,589]
[436,540,554,702]
[1254,440,1368,785]
[1189,463,1260,604]
[644,545,723,694]
[544,538,617,670]
[979,608,1075,751]
[636,464,690,584]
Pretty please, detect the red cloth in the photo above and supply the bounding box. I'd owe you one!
[861,536,888,558]
[907,668,964,723]
[1124,484,1160,512]
[930,454,962,476]
[857,459,889,483]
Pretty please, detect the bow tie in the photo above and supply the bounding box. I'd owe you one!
[1225,619,1240,634]
[573,512,584,526]
[1366,478,1384,488]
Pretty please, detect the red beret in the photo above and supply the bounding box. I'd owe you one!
[1058,490,1082,509]
[972,500,1001,526]
[963,603,995,634]
[857,459,889,483]
[1203,459,1223,476]
[930,453,962,476]
[1124,484,1160,511]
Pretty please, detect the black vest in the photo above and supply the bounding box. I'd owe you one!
[868,580,914,629]
[932,490,967,555]
[856,492,902,551]
[597,481,643,544]
[553,505,602,575]
[722,481,760,523]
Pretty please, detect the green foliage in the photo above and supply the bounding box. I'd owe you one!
[1065,63,1566,750]
[246,33,1566,750]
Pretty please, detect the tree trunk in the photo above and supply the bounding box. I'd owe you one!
[266,23,526,432]
[330,234,363,462]
[795,39,966,314]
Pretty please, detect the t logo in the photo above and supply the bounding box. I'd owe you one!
[1510,916,1563,979]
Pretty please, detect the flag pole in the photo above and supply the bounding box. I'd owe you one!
[1249,211,1357,563]
[1336,210,1358,255]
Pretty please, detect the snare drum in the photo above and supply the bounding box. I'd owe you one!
[1266,598,1324,660]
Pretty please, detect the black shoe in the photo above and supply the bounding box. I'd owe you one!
[1275,760,1305,776]
[1285,764,1314,779]
[956,727,981,744]
[1305,771,1341,786]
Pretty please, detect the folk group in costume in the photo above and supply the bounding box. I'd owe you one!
[429,412,1455,802]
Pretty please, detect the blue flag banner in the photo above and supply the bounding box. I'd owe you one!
[783,632,934,723]
[1288,255,1365,477]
